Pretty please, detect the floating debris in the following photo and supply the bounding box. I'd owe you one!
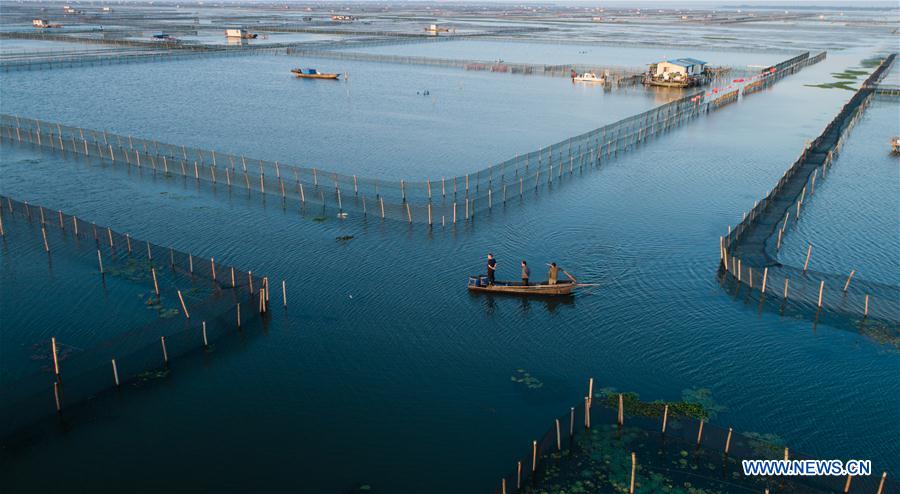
[336,235,354,242]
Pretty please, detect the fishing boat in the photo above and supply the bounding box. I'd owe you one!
[467,274,595,296]
[291,68,341,80]
[572,72,605,84]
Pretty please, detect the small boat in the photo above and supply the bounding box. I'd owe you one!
[573,72,605,84]
[292,68,340,80]
[467,275,586,297]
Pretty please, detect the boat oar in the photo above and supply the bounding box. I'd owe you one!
[562,269,578,284]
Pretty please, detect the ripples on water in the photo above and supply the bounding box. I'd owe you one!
[0,47,898,492]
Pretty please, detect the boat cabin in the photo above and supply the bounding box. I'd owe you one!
[225,28,257,39]
[32,19,51,28]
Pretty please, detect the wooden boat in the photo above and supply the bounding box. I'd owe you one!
[292,68,340,80]
[467,275,581,296]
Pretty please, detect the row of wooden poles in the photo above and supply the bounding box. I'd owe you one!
[0,195,288,409]
[500,378,890,494]
[0,92,709,227]
[718,75,885,318]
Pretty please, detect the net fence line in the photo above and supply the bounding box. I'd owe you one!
[0,195,281,440]
[285,46,647,82]
[0,51,822,227]
[718,54,899,326]
[496,383,896,494]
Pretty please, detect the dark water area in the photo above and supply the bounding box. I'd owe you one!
[1,45,898,492]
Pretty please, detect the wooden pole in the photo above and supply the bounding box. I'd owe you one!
[877,472,887,494]
[696,419,704,447]
[210,257,216,281]
[661,404,668,433]
[784,277,790,299]
[817,280,824,308]
[531,440,537,472]
[584,396,590,429]
[761,267,768,294]
[588,377,593,407]
[51,337,60,376]
[864,294,869,318]
[516,461,521,490]
[501,479,506,494]
[843,474,852,493]
[555,419,561,451]
[569,407,574,437]
[282,280,287,307]
[236,303,241,328]
[202,321,208,347]
[617,393,624,426]
[177,290,190,318]
[41,227,49,252]
[842,270,855,292]
[803,244,812,272]
[725,427,732,454]
[111,358,120,387]
[53,381,61,412]
[97,249,104,274]
[629,452,636,494]
[151,268,159,295]
[161,336,168,363]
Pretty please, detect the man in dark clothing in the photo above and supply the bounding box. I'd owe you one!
[521,260,530,286]
[487,253,497,285]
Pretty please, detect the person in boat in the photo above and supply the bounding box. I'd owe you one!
[521,260,530,286]
[548,262,558,285]
[487,253,497,285]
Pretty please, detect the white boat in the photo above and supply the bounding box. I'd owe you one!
[573,72,605,83]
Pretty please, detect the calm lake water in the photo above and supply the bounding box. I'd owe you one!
[1,43,897,492]
[779,101,900,286]
[0,54,673,180]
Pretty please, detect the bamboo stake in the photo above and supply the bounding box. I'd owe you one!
[531,440,537,472]
[41,227,49,252]
[761,267,768,294]
[282,280,287,307]
[555,419,561,451]
[817,281,824,308]
[161,336,168,363]
[877,472,887,494]
[584,396,590,428]
[696,419,704,447]
[843,475,852,493]
[97,249,104,274]
[111,358,119,387]
[237,303,241,328]
[514,461,521,490]
[569,407,574,437]
[51,337,60,376]
[725,427,732,454]
[618,393,624,425]
[588,377,593,407]
[202,321,208,347]
[864,294,869,317]
[784,277,790,299]
[53,381,61,412]
[803,244,812,272]
[842,270,855,292]
[661,404,668,433]
[630,453,636,494]
[151,268,160,295]
[177,290,190,319]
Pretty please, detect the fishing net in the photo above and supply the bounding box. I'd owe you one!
[494,395,896,494]
[720,54,900,329]
[0,196,268,441]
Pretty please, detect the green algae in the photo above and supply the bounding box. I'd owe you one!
[592,388,721,421]
[511,369,544,389]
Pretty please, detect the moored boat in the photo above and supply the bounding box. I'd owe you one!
[572,72,605,84]
[291,68,340,80]
[467,275,583,296]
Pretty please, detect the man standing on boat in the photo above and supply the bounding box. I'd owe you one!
[521,260,530,286]
[487,253,497,285]
[548,263,558,285]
